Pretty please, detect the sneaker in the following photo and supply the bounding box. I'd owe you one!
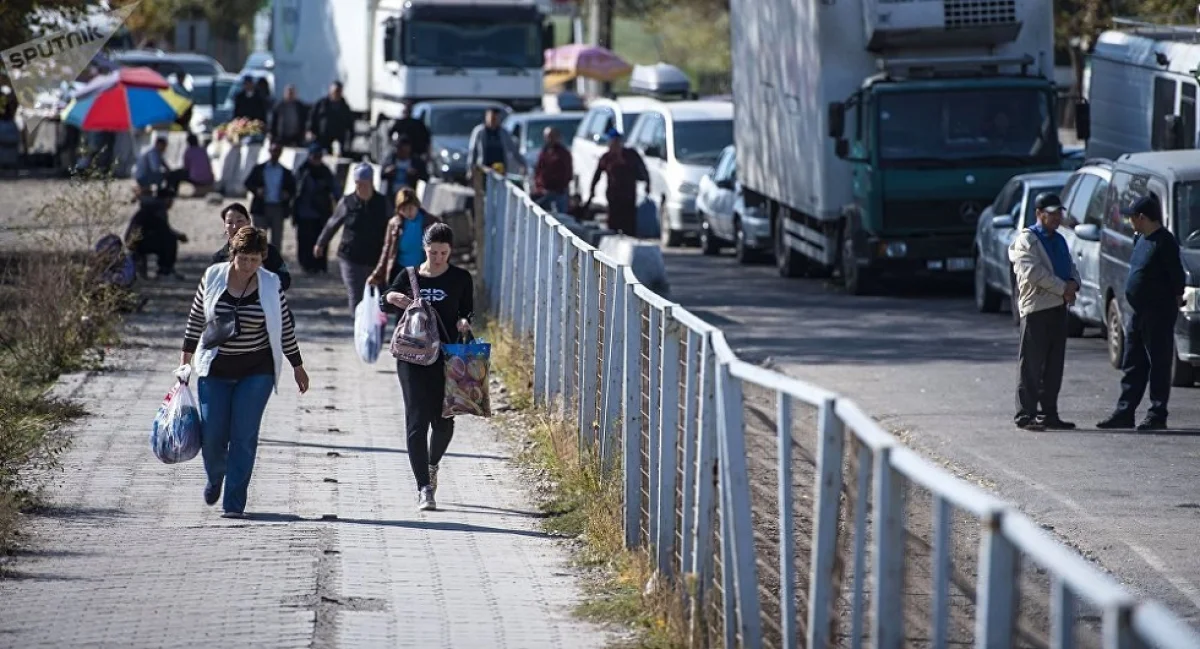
[1038,416,1077,431]
[203,481,222,506]
[1096,414,1136,430]
[1014,416,1044,431]
[429,464,439,495]
[1137,418,1168,432]
[418,486,436,512]
[221,511,245,519]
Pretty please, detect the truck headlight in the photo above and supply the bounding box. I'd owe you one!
[879,241,907,258]
[1184,286,1199,312]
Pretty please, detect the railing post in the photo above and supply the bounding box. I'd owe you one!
[778,394,796,649]
[502,189,519,328]
[1103,603,1136,649]
[622,274,643,549]
[544,222,563,404]
[559,234,577,418]
[646,305,662,547]
[600,264,624,475]
[578,251,599,454]
[532,215,549,406]
[715,361,762,647]
[519,201,535,337]
[872,447,905,649]
[679,328,700,575]
[1051,578,1076,649]
[807,396,845,649]
[976,509,1017,649]
[690,332,719,645]
[656,311,681,576]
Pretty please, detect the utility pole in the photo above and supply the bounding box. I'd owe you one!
[586,0,614,97]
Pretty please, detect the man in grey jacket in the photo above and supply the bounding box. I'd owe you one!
[1008,193,1082,431]
[466,108,523,180]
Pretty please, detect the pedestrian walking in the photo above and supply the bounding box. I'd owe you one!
[380,135,427,213]
[368,187,443,288]
[314,163,390,312]
[212,203,292,291]
[466,108,522,180]
[181,226,310,518]
[292,144,339,274]
[389,101,432,160]
[243,141,296,250]
[380,222,474,511]
[307,81,354,154]
[1097,195,1187,431]
[586,128,649,235]
[1008,192,1081,431]
[232,76,268,124]
[269,84,309,147]
[533,126,572,215]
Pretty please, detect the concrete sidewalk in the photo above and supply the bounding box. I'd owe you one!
[0,197,609,648]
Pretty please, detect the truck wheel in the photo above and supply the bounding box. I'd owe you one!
[1106,299,1125,370]
[1172,348,1195,387]
[774,216,803,278]
[974,251,1001,313]
[841,235,876,296]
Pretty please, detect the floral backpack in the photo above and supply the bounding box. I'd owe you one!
[389,266,446,365]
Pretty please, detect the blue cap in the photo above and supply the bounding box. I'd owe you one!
[353,163,373,182]
[1121,194,1162,222]
[604,127,621,140]
[307,142,324,155]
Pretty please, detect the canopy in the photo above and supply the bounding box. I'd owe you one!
[61,66,191,132]
[543,44,632,82]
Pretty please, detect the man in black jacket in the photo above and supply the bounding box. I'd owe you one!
[212,202,292,291]
[307,81,353,154]
[1097,194,1187,431]
[269,84,309,147]
[232,76,268,123]
[293,144,340,274]
[125,185,187,280]
[243,141,297,250]
[314,163,390,312]
[388,101,431,159]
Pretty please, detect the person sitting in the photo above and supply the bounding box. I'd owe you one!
[181,133,215,197]
[125,184,187,280]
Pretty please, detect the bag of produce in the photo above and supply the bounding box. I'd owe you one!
[151,365,202,464]
[442,338,492,418]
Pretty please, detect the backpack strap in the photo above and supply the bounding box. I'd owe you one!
[406,265,421,299]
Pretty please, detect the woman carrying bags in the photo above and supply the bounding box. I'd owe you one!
[380,223,473,512]
[181,226,310,518]
[367,187,442,288]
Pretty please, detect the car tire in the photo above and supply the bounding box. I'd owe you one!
[1107,299,1125,370]
[699,214,721,256]
[660,199,682,248]
[974,251,1002,313]
[734,219,756,265]
[1172,348,1195,387]
[841,233,876,296]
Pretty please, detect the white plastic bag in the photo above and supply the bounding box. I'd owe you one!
[354,282,385,364]
[150,365,202,464]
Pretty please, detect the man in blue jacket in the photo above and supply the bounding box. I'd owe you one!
[1097,195,1187,431]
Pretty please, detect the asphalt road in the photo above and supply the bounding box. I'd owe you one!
[661,246,1200,626]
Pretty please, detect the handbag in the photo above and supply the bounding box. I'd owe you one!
[200,278,254,350]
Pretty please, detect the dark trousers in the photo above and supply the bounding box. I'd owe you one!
[295,218,327,272]
[129,226,178,275]
[606,193,637,235]
[253,204,287,250]
[396,358,455,490]
[1116,309,1176,422]
[1016,304,1068,420]
[338,258,373,313]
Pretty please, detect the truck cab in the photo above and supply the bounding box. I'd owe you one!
[828,66,1063,293]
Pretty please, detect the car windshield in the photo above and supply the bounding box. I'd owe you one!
[877,88,1058,166]
[191,78,236,107]
[621,112,640,135]
[523,118,583,149]
[673,120,734,165]
[176,60,221,77]
[429,108,492,136]
[1023,184,1065,227]
[1173,181,1200,247]
[403,20,542,69]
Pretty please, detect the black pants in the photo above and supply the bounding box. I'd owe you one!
[1016,304,1068,420]
[129,225,178,275]
[1116,309,1176,422]
[295,218,327,273]
[396,357,454,490]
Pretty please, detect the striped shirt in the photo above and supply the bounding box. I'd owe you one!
[183,276,303,378]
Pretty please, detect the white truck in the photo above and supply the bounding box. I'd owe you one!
[730,0,1064,294]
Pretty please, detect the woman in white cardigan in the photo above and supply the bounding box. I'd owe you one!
[181,226,310,518]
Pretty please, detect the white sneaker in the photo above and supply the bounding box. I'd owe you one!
[418,486,436,511]
[428,464,439,495]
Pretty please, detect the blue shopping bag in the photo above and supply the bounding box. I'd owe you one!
[150,365,202,464]
[636,199,660,239]
[442,338,492,418]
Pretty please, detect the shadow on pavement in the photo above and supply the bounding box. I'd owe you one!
[237,512,551,538]
[259,437,510,461]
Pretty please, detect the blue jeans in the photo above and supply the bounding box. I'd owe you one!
[198,374,275,513]
[537,192,569,215]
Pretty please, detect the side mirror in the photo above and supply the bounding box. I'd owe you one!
[828,101,845,138]
[834,138,849,159]
[1075,101,1091,142]
[991,214,1016,229]
[1074,223,1102,241]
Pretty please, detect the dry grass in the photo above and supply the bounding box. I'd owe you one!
[0,172,132,553]
[481,318,691,649]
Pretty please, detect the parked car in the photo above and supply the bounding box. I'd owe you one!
[1095,151,1200,385]
[624,99,734,247]
[188,72,239,138]
[974,170,1074,322]
[500,110,586,188]
[241,50,275,73]
[696,145,770,263]
[111,50,225,81]
[570,96,656,214]
[1056,160,1112,338]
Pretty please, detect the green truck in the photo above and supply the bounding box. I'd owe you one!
[730,0,1065,294]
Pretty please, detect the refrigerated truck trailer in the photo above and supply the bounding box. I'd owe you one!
[730,0,1065,294]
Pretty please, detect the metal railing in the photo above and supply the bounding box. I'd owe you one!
[478,172,1200,649]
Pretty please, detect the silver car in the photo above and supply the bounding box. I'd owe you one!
[973,170,1072,323]
[696,145,770,263]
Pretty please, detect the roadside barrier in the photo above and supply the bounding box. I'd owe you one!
[478,171,1200,649]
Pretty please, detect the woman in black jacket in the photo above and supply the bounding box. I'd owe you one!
[380,223,473,512]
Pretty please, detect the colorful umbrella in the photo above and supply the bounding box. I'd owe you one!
[60,66,192,132]
[544,44,633,83]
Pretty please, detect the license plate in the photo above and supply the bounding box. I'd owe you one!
[947,257,974,271]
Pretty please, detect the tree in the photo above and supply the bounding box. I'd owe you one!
[121,0,268,47]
